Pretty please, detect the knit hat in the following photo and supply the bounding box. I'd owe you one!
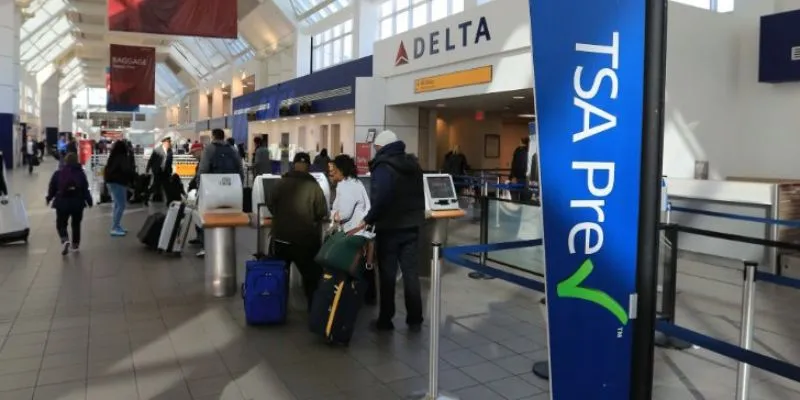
[373,130,399,147]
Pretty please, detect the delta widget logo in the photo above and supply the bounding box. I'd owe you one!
[557,259,628,326]
[395,41,409,66]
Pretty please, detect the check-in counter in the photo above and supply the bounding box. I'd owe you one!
[666,177,800,274]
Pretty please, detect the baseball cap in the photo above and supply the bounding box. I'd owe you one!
[293,152,311,164]
[374,130,399,147]
[160,136,172,143]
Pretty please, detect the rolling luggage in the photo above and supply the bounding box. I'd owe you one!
[157,201,192,254]
[309,271,367,345]
[0,195,30,244]
[242,204,289,325]
[129,174,151,204]
[138,212,165,249]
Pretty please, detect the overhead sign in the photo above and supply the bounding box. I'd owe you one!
[108,45,155,107]
[530,0,647,398]
[414,66,493,93]
[107,0,237,39]
[373,0,530,77]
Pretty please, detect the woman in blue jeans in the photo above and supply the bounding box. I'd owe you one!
[104,141,135,236]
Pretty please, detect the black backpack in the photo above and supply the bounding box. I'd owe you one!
[210,143,240,174]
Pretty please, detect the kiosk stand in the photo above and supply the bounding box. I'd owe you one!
[199,174,247,297]
[419,174,466,277]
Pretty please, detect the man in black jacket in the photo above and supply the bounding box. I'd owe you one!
[146,137,173,202]
[509,137,531,202]
[357,130,426,333]
[267,152,329,310]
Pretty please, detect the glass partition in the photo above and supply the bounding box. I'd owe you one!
[486,198,545,275]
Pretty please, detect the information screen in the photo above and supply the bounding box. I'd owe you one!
[427,176,455,199]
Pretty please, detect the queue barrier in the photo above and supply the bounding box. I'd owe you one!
[414,240,544,400]
[670,205,800,229]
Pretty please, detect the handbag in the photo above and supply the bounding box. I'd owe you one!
[314,226,370,278]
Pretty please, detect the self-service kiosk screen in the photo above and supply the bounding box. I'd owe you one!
[427,176,456,199]
[261,177,280,203]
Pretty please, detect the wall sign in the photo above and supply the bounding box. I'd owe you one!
[530,0,648,398]
[355,143,371,175]
[373,0,530,77]
[414,66,493,94]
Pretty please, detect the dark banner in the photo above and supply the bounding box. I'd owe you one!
[108,45,155,107]
[107,0,237,39]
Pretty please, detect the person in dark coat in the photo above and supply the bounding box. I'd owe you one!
[267,152,329,310]
[312,148,331,173]
[46,153,93,255]
[442,144,470,191]
[104,141,135,236]
[146,137,173,202]
[355,130,426,333]
[509,137,531,202]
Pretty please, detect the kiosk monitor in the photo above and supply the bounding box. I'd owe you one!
[423,173,459,211]
[252,174,281,218]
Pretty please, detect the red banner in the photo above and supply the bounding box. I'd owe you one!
[109,44,155,106]
[355,143,371,176]
[107,0,237,39]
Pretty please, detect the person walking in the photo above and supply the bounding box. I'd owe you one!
[509,137,531,202]
[146,137,174,202]
[252,136,271,176]
[104,141,135,236]
[355,130,426,333]
[267,152,329,310]
[313,148,331,173]
[24,137,37,174]
[46,153,93,255]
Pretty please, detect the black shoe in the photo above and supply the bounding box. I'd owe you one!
[61,241,71,255]
[188,238,202,246]
[407,323,422,333]
[371,319,394,332]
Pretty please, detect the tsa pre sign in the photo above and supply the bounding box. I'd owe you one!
[529,0,646,399]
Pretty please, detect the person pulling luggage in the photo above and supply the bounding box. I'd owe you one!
[266,152,329,311]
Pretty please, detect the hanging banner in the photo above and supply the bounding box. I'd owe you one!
[355,143,371,175]
[108,45,155,107]
[529,0,647,398]
[107,0,237,39]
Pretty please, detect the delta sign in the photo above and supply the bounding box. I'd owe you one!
[394,16,491,66]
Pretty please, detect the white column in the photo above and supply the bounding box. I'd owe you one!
[197,90,209,120]
[59,97,73,133]
[211,87,224,118]
[354,1,379,58]
[40,73,60,130]
[295,31,311,78]
[0,0,20,168]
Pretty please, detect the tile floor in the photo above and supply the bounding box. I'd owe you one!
[0,160,798,399]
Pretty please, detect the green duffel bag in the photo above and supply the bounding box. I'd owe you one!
[314,231,369,278]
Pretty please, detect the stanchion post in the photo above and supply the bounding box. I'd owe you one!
[469,181,494,280]
[654,224,691,349]
[735,261,757,400]
[411,243,459,400]
[494,176,501,228]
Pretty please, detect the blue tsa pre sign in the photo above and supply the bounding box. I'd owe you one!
[529,0,646,399]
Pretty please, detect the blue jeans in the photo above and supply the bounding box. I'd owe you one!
[107,183,127,230]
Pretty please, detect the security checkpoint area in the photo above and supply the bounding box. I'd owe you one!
[4,0,800,398]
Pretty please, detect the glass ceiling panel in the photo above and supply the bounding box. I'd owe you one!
[300,0,349,24]
[169,42,210,79]
[20,0,66,41]
[222,35,251,56]
[21,16,73,73]
[156,63,187,98]
[181,37,227,69]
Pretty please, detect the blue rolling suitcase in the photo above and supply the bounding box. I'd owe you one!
[242,204,288,325]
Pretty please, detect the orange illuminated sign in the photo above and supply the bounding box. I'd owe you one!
[414,66,493,93]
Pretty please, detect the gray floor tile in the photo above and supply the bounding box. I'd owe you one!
[33,380,87,400]
[454,384,507,400]
[0,387,35,400]
[493,354,534,375]
[440,348,486,368]
[366,360,419,383]
[486,376,543,400]
[37,365,87,386]
[0,371,39,392]
[459,361,514,383]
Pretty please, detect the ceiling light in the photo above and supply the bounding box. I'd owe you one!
[513,96,525,100]
[518,114,536,118]
[295,117,301,120]
[310,115,315,118]
[327,113,333,116]
[436,104,446,108]
[282,118,287,121]
[261,121,265,124]
[346,110,353,114]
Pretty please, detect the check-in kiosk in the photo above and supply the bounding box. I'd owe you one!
[198,174,249,297]
[420,174,466,277]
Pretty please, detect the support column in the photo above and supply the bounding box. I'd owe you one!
[353,0,379,58]
[59,97,73,133]
[197,90,209,120]
[40,73,60,139]
[0,0,21,169]
[211,87,224,119]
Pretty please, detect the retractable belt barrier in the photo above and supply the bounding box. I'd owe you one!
[671,205,800,229]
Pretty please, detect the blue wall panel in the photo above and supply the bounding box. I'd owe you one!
[759,10,800,83]
[232,56,373,144]
[0,113,14,169]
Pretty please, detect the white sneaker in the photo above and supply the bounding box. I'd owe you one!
[196,249,206,258]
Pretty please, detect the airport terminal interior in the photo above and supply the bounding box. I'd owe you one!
[4,0,800,399]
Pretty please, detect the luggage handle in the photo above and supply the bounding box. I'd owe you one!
[254,202,268,259]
